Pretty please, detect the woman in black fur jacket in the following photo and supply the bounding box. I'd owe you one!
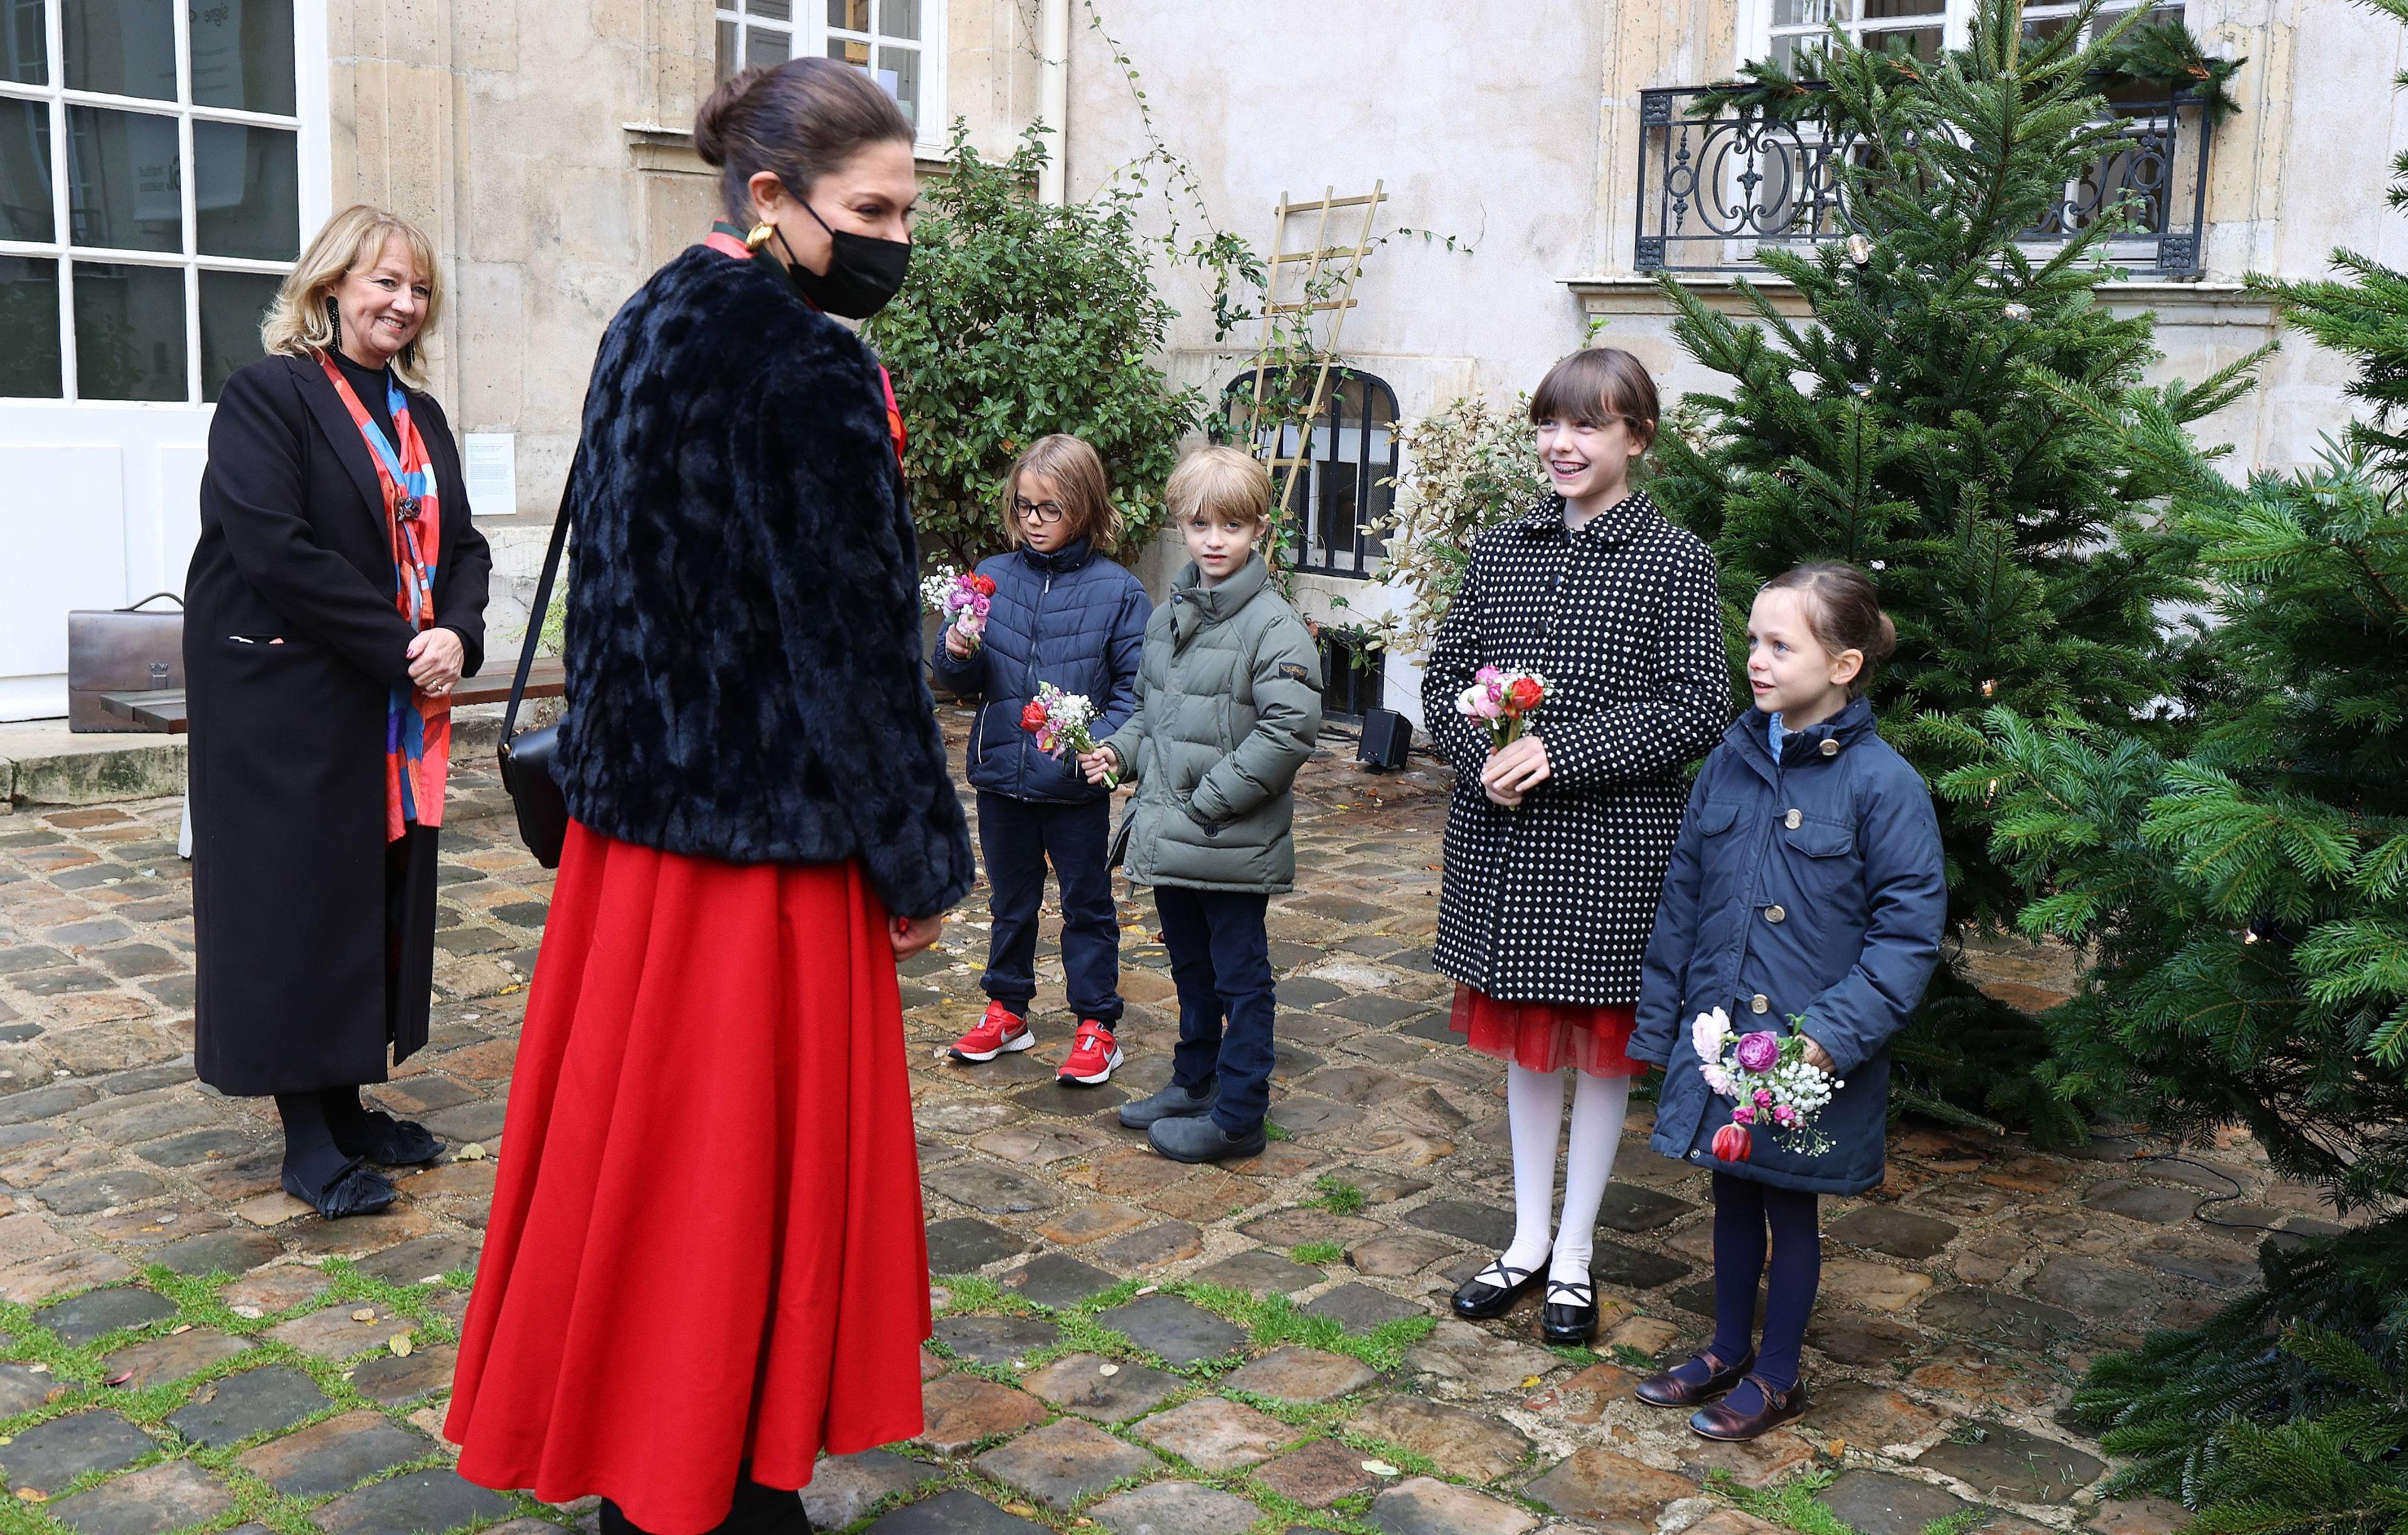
[447,59,972,1535]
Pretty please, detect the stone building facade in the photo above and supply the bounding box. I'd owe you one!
[0,0,2392,723]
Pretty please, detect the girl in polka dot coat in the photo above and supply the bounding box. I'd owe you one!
[1422,348,1728,1347]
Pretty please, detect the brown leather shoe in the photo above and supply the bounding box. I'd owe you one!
[1688,1376,1808,1440]
[1633,1347,1754,1408]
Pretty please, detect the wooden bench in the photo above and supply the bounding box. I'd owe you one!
[99,658,569,735]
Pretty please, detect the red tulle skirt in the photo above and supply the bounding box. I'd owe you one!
[446,822,932,1535]
[1450,984,1646,1079]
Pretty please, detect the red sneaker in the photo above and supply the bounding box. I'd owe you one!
[951,1001,1034,1063]
[1058,1020,1124,1086]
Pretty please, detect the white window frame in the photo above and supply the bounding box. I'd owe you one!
[1738,0,2173,70]
[0,0,330,405]
[713,1,949,161]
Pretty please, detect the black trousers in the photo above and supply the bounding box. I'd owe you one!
[976,792,1123,1024]
[1154,886,1276,1137]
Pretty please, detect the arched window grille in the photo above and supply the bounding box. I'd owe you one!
[1220,367,1399,580]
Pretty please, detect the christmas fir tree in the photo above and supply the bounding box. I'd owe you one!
[1644,0,2254,1136]
[1955,0,2408,1518]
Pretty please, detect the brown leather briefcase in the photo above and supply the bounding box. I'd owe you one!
[67,593,184,733]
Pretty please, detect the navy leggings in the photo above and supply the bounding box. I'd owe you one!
[1710,1172,1821,1390]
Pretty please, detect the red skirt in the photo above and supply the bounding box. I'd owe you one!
[446,822,931,1534]
[1450,984,1646,1079]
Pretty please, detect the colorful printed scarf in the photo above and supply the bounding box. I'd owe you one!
[318,352,452,842]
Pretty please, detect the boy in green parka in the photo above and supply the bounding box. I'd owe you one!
[1079,447,1323,1162]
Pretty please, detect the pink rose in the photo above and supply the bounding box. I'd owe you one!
[1472,691,1505,721]
[1735,1031,1781,1073]
[1732,1104,1755,1125]
[1773,1105,1797,1127]
[1475,666,1501,684]
[1754,1088,1773,1107]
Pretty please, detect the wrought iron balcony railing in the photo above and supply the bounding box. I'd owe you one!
[1633,83,2212,277]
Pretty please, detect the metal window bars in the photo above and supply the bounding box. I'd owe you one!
[1632,82,2212,276]
[1222,368,1400,581]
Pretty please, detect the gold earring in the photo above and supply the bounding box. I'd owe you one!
[745,221,775,250]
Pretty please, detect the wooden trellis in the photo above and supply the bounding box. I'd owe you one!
[1245,182,1385,524]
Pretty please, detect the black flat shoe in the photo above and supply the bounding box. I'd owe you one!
[1635,1346,1756,1408]
[1451,1251,1550,1320]
[336,1109,445,1167]
[282,1156,397,1219]
[1689,1375,1809,1441]
[1539,1277,1599,1344]
[1148,1113,1266,1164]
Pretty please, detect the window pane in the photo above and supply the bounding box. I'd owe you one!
[745,25,788,68]
[199,267,276,400]
[1862,0,1942,15]
[828,0,869,30]
[879,43,917,127]
[748,0,791,18]
[64,0,176,100]
[190,0,297,116]
[194,120,295,258]
[68,106,183,253]
[1772,0,1848,27]
[827,35,868,66]
[716,18,736,80]
[0,256,62,396]
[880,0,920,40]
[3,0,45,85]
[1,97,52,242]
[73,259,185,400]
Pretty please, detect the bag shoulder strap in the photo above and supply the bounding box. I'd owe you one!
[505,451,577,742]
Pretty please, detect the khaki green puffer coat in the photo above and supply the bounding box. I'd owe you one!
[1100,555,1323,893]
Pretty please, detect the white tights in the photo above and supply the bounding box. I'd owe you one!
[1498,1063,1631,1286]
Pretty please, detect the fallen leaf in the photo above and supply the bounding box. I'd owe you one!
[457,1143,487,1161]
[170,1324,192,1335]
[104,1371,133,1387]
[351,1308,377,1322]
[40,1388,62,1405]
[1097,1362,1119,1377]
[16,1487,46,1502]
[1830,1437,1848,1456]
[390,1334,414,1357]
[418,1275,444,1286]
[26,1364,48,1374]
[229,1305,264,1320]
[1134,1285,1158,1297]
[1521,1375,1541,1388]
[1362,1461,1400,1477]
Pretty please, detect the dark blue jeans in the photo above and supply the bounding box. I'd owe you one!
[1152,885,1276,1137]
[977,792,1123,1025]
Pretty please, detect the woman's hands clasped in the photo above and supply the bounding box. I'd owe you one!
[1481,735,1552,808]
[407,627,466,696]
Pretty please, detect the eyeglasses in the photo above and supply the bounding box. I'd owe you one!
[1012,497,1067,524]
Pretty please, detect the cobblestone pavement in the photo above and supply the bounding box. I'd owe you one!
[0,708,2338,1535]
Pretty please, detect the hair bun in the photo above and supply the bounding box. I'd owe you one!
[693,66,765,167]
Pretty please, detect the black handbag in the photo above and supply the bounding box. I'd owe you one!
[498,462,575,869]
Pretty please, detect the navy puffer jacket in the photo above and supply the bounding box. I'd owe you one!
[1628,698,1946,1196]
[930,538,1150,804]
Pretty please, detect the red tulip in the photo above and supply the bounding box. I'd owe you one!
[1020,702,1050,732]
[1712,1123,1753,1163]
[970,574,998,596]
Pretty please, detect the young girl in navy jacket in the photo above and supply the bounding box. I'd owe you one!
[932,435,1151,1086]
[1626,562,1946,1442]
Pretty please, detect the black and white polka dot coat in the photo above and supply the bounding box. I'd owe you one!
[1422,489,1729,1005]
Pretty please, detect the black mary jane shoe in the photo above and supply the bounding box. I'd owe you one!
[1539,1277,1600,1345]
[1450,1251,1551,1320]
[339,1109,445,1167]
[282,1155,397,1219]
[1634,1346,1756,1408]
[1688,1374,1809,1442]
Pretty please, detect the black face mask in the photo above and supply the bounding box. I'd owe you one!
[775,203,910,319]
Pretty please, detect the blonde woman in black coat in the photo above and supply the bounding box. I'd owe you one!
[186,204,491,1219]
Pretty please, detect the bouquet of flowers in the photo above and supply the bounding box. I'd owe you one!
[1022,683,1119,789]
[921,566,996,652]
[1456,665,1550,749]
[1690,1007,1841,1162]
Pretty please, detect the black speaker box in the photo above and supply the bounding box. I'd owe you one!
[1358,707,1414,771]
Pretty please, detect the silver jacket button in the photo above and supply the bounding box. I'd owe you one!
[1819,738,1840,757]
[1750,993,1771,1014]
[1785,809,1803,829]
[1766,905,1787,924]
